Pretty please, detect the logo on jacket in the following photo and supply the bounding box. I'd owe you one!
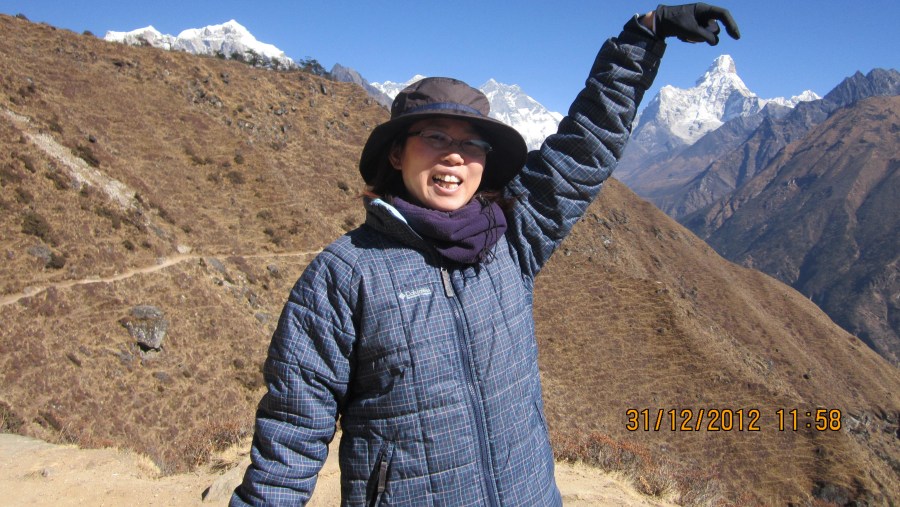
[398,287,432,301]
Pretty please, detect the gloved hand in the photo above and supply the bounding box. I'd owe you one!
[654,3,741,46]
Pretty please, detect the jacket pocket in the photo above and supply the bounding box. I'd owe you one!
[368,440,395,507]
[355,347,410,397]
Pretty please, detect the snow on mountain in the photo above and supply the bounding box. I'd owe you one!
[763,90,821,109]
[105,20,295,69]
[637,55,820,147]
[480,79,563,151]
[371,76,563,150]
[103,21,819,159]
[641,55,819,143]
[370,75,427,100]
[620,55,819,180]
[104,25,174,49]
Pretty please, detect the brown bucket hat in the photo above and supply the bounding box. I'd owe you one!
[359,77,527,191]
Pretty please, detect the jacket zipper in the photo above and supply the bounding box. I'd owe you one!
[372,456,388,507]
[440,265,500,507]
[371,441,393,507]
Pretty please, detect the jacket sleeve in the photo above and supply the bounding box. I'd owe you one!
[231,251,357,506]
[504,16,666,279]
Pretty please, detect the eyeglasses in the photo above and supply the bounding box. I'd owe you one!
[405,129,492,158]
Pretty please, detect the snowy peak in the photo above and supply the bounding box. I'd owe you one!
[105,20,294,70]
[479,79,563,150]
[371,76,563,150]
[104,25,172,49]
[370,75,426,99]
[698,54,738,84]
[637,54,818,147]
[617,54,820,182]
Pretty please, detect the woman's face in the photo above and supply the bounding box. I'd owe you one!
[390,118,487,212]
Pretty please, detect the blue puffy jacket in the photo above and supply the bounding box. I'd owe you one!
[233,17,664,507]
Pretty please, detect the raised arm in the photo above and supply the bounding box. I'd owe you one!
[504,15,664,278]
[504,4,740,279]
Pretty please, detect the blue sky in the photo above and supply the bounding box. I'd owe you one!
[2,1,898,113]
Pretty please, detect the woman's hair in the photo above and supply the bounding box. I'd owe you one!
[365,137,408,198]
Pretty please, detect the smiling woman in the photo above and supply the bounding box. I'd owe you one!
[231,4,741,506]
[390,118,488,212]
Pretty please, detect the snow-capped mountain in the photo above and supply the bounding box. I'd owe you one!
[103,20,818,160]
[370,75,428,101]
[617,55,819,181]
[105,20,294,70]
[480,79,563,151]
[371,76,563,151]
[633,55,817,151]
[636,55,818,147]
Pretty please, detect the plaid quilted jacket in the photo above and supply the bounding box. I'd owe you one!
[233,17,664,507]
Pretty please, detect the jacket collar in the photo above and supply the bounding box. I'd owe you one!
[364,197,432,254]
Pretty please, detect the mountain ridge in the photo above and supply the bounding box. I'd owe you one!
[682,95,900,364]
[617,55,818,188]
[105,20,295,70]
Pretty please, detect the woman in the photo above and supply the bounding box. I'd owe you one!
[233,4,739,506]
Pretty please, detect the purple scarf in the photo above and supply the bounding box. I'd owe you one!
[392,197,507,264]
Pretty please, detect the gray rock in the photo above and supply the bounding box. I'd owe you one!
[27,245,52,265]
[203,257,229,276]
[122,305,168,350]
[203,457,250,503]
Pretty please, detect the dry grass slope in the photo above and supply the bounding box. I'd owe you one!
[536,181,900,503]
[1,14,898,506]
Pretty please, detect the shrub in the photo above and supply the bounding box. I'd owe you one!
[48,252,66,269]
[75,144,100,167]
[0,163,23,186]
[18,82,36,98]
[0,401,25,432]
[45,170,70,190]
[95,206,122,229]
[15,188,34,204]
[182,419,251,468]
[553,431,673,497]
[154,203,174,224]
[47,115,63,133]
[19,154,37,173]
[225,170,245,185]
[22,210,52,241]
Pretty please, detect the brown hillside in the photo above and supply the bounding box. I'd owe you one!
[0,14,379,473]
[1,14,898,506]
[537,179,899,503]
[684,96,900,365]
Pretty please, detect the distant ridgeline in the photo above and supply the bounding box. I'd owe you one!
[104,20,328,76]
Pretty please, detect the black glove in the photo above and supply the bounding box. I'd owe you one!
[654,3,741,46]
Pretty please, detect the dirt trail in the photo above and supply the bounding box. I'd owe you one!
[0,250,323,308]
[0,433,675,506]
